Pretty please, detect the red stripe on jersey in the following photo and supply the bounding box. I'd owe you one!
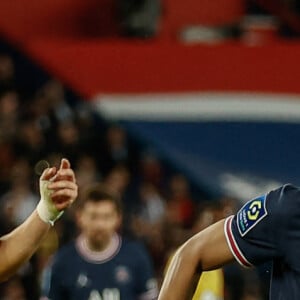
[225,216,252,268]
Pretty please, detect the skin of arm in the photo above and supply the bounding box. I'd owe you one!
[158,219,234,300]
[0,158,77,281]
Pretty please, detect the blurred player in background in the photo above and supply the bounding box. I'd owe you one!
[0,158,77,282]
[41,183,158,300]
[158,184,300,300]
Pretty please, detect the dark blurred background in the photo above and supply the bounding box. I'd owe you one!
[0,0,300,299]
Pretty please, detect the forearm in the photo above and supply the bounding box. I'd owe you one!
[158,239,201,300]
[0,159,77,282]
[158,219,234,300]
[0,210,49,281]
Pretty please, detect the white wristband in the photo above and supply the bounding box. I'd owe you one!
[37,180,64,226]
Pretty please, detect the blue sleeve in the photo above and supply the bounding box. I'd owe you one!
[224,184,300,267]
[133,243,158,300]
[40,256,66,300]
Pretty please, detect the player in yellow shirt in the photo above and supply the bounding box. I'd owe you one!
[192,269,224,300]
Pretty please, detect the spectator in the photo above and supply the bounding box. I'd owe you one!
[166,174,196,228]
[131,183,167,274]
[0,136,15,194]
[13,116,47,165]
[55,121,84,165]
[137,182,166,225]
[1,159,38,228]
[42,80,75,125]
[139,152,164,189]
[0,54,15,92]
[117,0,161,38]
[104,165,131,199]
[99,125,138,175]
[75,155,102,195]
[0,89,20,140]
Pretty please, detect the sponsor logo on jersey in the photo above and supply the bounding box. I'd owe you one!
[237,194,267,236]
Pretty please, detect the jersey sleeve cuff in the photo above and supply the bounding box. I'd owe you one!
[224,216,253,268]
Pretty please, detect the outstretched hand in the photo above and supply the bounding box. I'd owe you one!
[38,158,78,225]
[46,158,78,211]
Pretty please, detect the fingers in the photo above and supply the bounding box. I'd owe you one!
[48,158,75,183]
[40,158,71,182]
[51,168,76,183]
[54,201,72,211]
[48,177,78,211]
[38,158,78,221]
[40,156,77,197]
[48,180,77,191]
[51,188,77,211]
[48,178,78,200]
[40,167,57,181]
[59,158,71,170]
[51,188,77,201]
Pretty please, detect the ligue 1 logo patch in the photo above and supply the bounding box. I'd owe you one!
[237,194,268,236]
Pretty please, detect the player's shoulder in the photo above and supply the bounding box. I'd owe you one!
[274,183,300,192]
[121,237,149,256]
[267,183,300,203]
[258,183,300,221]
[121,237,145,250]
[119,237,153,269]
[235,184,300,236]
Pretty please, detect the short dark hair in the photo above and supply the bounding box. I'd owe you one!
[78,183,122,214]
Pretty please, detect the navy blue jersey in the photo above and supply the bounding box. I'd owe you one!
[41,234,158,300]
[225,184,300,300]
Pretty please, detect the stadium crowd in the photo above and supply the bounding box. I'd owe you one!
[0,54,269,300]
